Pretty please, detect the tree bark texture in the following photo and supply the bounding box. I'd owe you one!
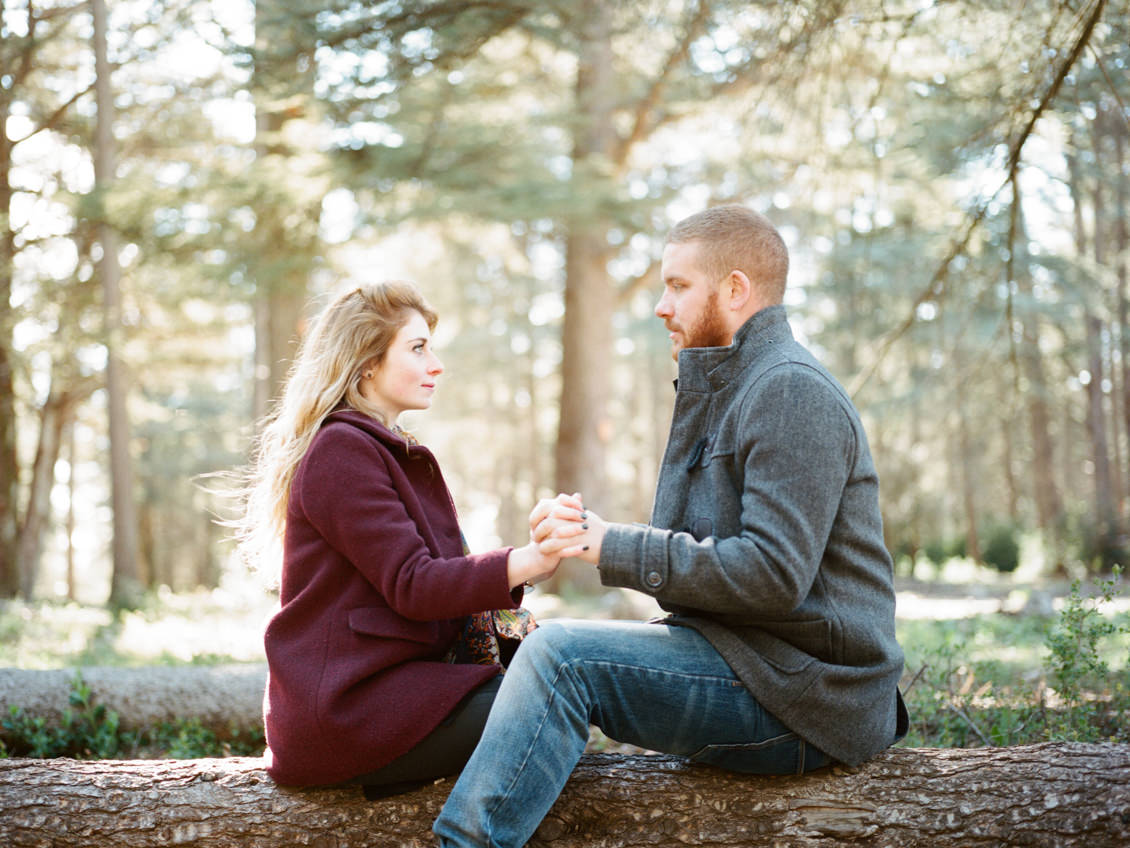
[0,744,1127,847]
[0,666,266,741]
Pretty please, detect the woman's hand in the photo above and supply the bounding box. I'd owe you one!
[505,494,587,589]
[535,507,605,566]
[506,541,562,589]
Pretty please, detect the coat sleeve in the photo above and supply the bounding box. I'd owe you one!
[598,364,857,617]
[291,424,518,621]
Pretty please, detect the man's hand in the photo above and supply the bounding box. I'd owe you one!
[534,503,606,566]
[528,492,585,535]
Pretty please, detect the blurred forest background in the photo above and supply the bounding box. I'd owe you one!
[2,0,1129,610]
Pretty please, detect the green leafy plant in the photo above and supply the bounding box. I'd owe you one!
[1044,568,1127,741]
[2,673,124,758]
[1,673,264,760]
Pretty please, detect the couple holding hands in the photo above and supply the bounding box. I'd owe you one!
[239,205,907,847]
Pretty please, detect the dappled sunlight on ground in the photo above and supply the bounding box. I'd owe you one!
[0,602,115,668]
[0,585,276,668]
[894,576,1130,620]
[3,568,1129,669]
[111,586,275,664]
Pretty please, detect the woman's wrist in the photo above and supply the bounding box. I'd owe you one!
[506,544,534,589]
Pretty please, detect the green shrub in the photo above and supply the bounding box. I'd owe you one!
[922,538,948,567]
[898,573,1130,748]
[982,523,1020,573]
[1044,568,1127,741]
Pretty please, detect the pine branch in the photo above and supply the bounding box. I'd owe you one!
[850,0,1107,398]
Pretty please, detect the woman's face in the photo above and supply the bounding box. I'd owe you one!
[360,310,443,422]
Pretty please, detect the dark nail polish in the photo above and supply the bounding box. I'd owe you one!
[581,512,588,520]
[582,545,590,551]
[582,523,589,530]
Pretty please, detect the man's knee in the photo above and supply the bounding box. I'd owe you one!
[516,619,569,666]
[512,619,600,682]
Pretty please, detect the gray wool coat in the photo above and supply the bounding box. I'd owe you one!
[598,305,907,766]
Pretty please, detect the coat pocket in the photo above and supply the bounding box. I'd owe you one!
[750,618,834,672]
[347,607,438,644]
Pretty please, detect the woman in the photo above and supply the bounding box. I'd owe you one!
[238,281,562,791]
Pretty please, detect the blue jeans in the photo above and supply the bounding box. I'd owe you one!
[433,619,831,848]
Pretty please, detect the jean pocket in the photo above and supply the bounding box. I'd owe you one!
[689,732,830,776]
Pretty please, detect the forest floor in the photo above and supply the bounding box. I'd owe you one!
[0,563,1126,669]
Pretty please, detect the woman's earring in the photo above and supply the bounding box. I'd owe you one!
[363,371,373,380]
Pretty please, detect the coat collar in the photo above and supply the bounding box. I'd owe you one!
[675,305,793,393]
[324,408,422,456]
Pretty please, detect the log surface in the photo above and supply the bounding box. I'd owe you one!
[1,743,1128,846]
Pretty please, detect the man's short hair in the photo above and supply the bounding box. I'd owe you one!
[666,204,788,305]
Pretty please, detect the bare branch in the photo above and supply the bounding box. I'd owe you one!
[612,0,712,168]
[10,82,95,145]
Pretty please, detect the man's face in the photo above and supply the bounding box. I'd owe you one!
[655,240,730,361]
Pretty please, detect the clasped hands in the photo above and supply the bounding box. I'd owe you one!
[506,492,607,589]
[531,492,605,564]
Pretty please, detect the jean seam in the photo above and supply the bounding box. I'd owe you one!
[688,730,798,761]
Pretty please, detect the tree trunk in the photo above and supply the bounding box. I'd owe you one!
[1085,313,1117,545]
[1012,174,1063,544]
[0,77,20,599]
[1090,116,1121,543]
[957,398,982,564]
[249,0,317,424]
[252,286,304,423]
[65,421,77,601]
[1069,132,1118,562]
[1001,415,1020,523]
[1115,113,1130,514]
[1,744,1127,847]
[549,0,618,594]
[93,0,142,609]
[14,377,90,598]
[0,666,267,742]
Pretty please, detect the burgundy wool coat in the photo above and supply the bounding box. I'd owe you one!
[262,409,520,786]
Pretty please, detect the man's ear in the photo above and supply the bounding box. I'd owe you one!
[726,269,753,312]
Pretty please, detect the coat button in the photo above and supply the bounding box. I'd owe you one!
[645,571,663,588]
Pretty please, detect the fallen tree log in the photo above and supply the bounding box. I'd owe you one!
[1,743,1127,847]
[0,666,266,739]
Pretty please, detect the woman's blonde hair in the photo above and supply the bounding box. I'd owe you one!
[235,280,437,574]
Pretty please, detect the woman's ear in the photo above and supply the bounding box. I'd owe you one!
[359,356,379,383]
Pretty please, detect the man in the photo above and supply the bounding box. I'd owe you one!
[433,204,907,848]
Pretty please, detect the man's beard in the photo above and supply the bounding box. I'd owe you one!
[673,291,730,359]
